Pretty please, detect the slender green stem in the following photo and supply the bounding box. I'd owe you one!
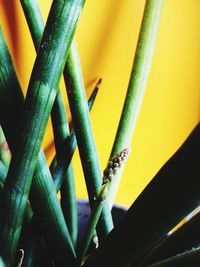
[87,79,102,111]
[0,0,85,265]
[51,129,77,191]
[60,79,101,247]
[77,148,130,266]
[51,89,78,247]
[107,0,163,207]
[64,41,114,240]
[51,81,101,189]
[60,165,77,245]
[77,195,106,267]
[20,0,44,50]
[20,0,78,247]
[148,247,200,267]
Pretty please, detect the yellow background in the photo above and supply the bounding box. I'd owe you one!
[0,0,199,206]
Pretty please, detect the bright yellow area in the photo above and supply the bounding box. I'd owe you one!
[0,0,199,207]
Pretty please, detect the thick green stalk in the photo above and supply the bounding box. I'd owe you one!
[0,160,33,226]
[20,0,78,246]
[0,25,75,267]
[20,85,100,266]
[0,0,85,265]
[0,87,100,266]
[149,247,200,267]
[108,0,163,207]
[64,42,114,239]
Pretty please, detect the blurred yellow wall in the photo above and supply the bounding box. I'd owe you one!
[0,0,199,206]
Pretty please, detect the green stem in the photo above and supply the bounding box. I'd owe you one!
[77,148,130,266]
[60,80,101,247]
[0,36,70,259]
[51,128,77,191]
[20,0,78,247]
[64,41,114,240]
[77,196,106,267]
[0,24,76,267]
[22,83,99,264]
[0,161,33,224]
[51,89,78,247]
[51,81,101,190]
[0,0,84,265]
[108,0,163,207]
[77,183,109,267]
[82,124,200,267]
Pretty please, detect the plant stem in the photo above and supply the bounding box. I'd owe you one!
[77,194,106,267]
[20,0,78,247]
[77,148,130,266]
[0,0,85,265]
[107,0,163,207]
[20,0,44,50]
[51,81,101,190]
[51,90,78,246]
[60,79,101,246]
[83,124,200,267]
[64,41,114,241]
[0,24,76,267]
[0,25,74,265]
